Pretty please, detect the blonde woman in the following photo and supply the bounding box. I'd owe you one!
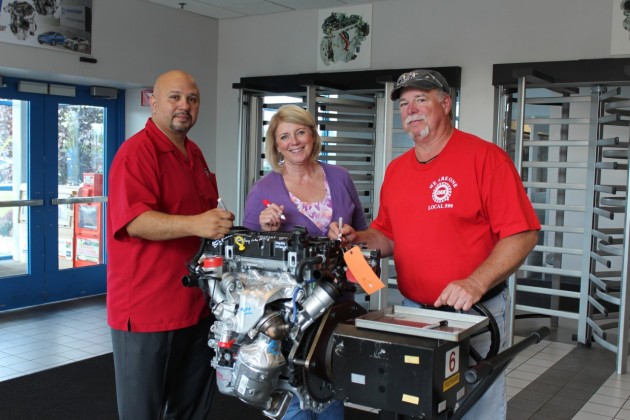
[243,104,366,419]
[243,104,366,238]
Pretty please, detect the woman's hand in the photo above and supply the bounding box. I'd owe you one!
[259,202,284,231]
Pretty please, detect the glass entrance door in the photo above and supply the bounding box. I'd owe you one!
[0,79,121,311]
[54,103,106,271]
[0,97,39,292]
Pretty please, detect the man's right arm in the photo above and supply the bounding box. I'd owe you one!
[126,209,234,241]
[353,228,394,257]
[328,223,394,257]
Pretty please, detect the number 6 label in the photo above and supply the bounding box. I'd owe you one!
[445,346,459,377]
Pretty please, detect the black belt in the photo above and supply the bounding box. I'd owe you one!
[481,281,507,303]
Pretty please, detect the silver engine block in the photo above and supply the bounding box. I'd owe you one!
[184,227,380,418]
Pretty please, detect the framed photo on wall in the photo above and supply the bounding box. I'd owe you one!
[611,0,630,54]
[317,4,372,71]
[0,0,93,55]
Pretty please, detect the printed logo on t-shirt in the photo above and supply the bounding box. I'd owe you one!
[428,176,458,210]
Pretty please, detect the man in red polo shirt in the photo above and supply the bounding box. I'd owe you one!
[107,70,234,419]
[329,69,540,419]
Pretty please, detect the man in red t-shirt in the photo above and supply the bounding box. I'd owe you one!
[329,69,540,419]
[107,70,234,419]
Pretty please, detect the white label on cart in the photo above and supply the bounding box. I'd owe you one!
[445,346,460,377]
[351,373,366,385]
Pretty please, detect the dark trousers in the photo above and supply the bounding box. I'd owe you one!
[111,317,215,420]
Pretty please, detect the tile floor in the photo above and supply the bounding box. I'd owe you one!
[505,338,576,400]
[1,295,630,419]
[0,295,111,382]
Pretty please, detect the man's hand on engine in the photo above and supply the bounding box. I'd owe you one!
[196,209,234,239]
[328,221,356,245]
[433,277,486,312]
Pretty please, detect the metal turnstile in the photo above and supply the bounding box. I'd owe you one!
[493,59,630,373]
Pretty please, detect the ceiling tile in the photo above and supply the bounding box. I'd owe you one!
[226,2,293,15]
[148,0,390,19]
[271,0,346,11]
[148,0,246,18]
[198,0,267,5]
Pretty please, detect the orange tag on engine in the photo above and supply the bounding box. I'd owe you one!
[343,246,385,295]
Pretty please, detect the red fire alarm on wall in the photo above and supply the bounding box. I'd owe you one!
[141,89,153,106]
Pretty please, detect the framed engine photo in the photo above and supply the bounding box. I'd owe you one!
[317,3,372,71]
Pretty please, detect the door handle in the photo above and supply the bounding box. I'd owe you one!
[51,197,108,205]
[0,199,44,208]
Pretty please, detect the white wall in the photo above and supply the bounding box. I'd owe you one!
[0,0,620,213]
[215,0,615,209]
[0,0,219,167]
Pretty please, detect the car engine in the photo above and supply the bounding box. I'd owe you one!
[183,227,381,418]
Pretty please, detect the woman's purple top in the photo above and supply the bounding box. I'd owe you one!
[242,162,368,236]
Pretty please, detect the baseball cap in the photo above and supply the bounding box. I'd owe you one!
[390,69,450,100]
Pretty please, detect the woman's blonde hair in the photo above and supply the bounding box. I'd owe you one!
[265,104,322,172]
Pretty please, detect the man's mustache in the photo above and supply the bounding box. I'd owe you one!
[405,115,426,125]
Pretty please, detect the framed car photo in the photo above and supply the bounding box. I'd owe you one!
[0,0,93,55]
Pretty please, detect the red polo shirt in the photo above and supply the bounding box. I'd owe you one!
[106,118,216,332]
[371,129,540,304]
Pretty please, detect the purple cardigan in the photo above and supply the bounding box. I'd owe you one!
[242,162,368,236]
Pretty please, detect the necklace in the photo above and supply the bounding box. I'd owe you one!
[417,154,439,164]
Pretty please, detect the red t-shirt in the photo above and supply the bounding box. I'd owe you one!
[371,129,540,304]
[106,118,217,332]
